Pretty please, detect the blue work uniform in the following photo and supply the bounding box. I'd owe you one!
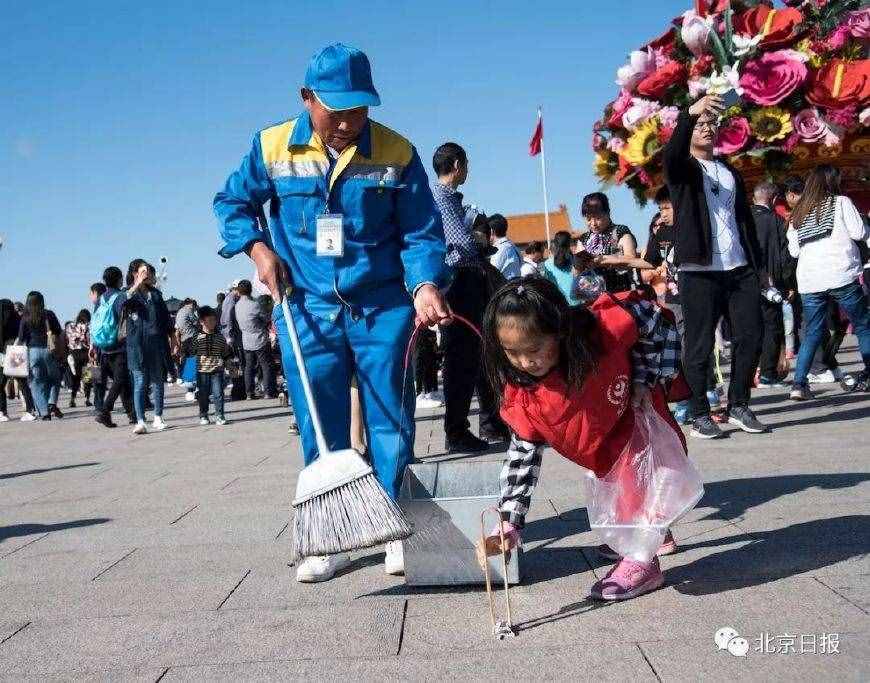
[214,112,449,498]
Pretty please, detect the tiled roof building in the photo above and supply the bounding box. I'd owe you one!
[505,204,577,247]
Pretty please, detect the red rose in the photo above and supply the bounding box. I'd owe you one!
[690,54,715,79]
[637,61,688,99]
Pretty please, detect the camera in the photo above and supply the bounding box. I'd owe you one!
[762,286,784,304]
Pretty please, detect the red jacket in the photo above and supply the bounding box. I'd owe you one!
[499,293,686,477]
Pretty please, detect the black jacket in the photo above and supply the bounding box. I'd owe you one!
[663,111,762,270]
[751,204,795,291]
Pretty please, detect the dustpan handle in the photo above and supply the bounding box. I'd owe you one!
[280,289,330,457]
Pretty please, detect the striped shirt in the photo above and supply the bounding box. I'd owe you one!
[498,298,681,529]
[191,331,231,374]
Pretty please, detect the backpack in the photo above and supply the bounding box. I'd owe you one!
[91,293,121,349]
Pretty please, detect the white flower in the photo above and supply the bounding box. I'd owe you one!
[688,77,711,99]
[860,107,870,127]
[681,10,714,58]
[622,97,662,131]
[732,34,762,58]
[776,48,811,63]
[616,48,657,90]
[707,65,743,96]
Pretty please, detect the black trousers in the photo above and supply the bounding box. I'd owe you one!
[441,267,504,440]
[680,266,761,418]
[101,351,133,418]
[759,299,785,379]
[244,346,275,398]
[413,327,438,395]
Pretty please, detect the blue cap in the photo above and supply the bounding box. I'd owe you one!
[304,43,380,111]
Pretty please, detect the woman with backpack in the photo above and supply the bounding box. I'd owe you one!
[542,231,581,305]
[123,259,173,434]
[17,291,64,420]
[787,165,870,401]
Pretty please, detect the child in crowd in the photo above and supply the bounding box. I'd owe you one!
[479,277,686,601]
[191,306,232,426]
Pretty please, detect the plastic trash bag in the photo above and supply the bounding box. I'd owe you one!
[584,403,704,563]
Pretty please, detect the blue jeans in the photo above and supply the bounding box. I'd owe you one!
[130,342,166,422]
[794,281,870,387]
[197,371,225,419]
[28,347,61,417]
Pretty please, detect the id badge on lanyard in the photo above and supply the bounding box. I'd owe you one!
[316,213,344,258]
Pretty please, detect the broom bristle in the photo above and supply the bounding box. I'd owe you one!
[292,473,412,559]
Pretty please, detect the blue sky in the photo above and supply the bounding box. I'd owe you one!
[1,0,691,320]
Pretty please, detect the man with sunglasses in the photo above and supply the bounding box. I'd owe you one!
[662,94,765,439]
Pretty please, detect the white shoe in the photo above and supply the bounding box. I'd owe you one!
[21,412,36,422]
[133,421,147,435]
[152,416,168,431]
[0,412,8,423]
[215,417,227,426]
[807,369,836,384]
[185,391,196,402]
[384,541,405,576]
[416,395,443,410]
[199,417,210,426]
[295,553,351,583]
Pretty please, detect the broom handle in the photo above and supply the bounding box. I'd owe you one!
[280,291,330,457]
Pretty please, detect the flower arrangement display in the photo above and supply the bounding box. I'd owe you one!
[593,0,870,207]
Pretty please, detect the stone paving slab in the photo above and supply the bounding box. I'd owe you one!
[1,342,869,679]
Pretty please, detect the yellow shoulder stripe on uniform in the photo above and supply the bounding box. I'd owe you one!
[364,121,414,167]
[259,119,329,180]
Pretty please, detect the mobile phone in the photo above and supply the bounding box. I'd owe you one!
[719,89,741,109]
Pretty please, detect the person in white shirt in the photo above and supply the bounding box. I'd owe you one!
[488,214,522,279]
[786,165,870,400]
[520,241,545,277]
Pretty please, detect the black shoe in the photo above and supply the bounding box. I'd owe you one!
[789,384,814,401]
[853,371,870,392]
[85,399,92,407]
[690,416,723,440]
[479,428,509,443]
[95,413,117,429]
[446,431,490,454]
[727,405,769,433]
[127,414,137,425]
[41,415,52,421]
[48,404,64,419]
[68,399,77,408]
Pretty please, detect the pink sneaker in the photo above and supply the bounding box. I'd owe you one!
[591,556,664,601]
[597,530,677,561]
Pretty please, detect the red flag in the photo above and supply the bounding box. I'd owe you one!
[529,116,543,156]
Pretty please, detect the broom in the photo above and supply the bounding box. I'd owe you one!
[280,290,412,560]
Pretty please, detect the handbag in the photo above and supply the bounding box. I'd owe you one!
[3,344,29,378]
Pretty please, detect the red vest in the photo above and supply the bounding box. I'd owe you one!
[499,293,686,477]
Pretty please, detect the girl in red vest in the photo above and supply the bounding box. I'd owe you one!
[480,277,686,601]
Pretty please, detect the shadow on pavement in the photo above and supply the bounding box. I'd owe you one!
[669,515,870,595]
[0,517,111,542]
[0,462,100,480]
[699,473,870,521]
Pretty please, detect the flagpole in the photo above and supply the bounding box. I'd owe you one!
[537,106,552,250]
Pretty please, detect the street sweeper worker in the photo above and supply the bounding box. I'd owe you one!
[214,43,451,582]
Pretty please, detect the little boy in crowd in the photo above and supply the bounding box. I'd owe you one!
[191,306,232,426]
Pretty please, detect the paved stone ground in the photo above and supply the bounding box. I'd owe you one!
[1,342,868,681]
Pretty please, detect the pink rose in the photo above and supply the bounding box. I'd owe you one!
[845,8,870,39]
[622,98,662,131]
[821,119,844,148]
[616,48,658,91]
[607,89,634,128]
[740,51,808,106]
[782,132,800,153]
[825,25,850,51]
[658,106,680,129]
[715,117,751,155]
[792,108,828,143]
